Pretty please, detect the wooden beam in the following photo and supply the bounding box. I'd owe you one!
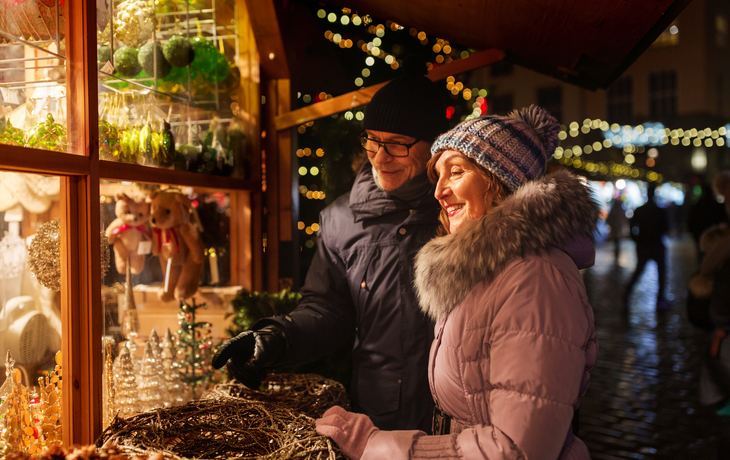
[0,145,90,175]
[98,160,260,190]
[243,0,289,79]
[62,0,103,445]
[274,48,505,131]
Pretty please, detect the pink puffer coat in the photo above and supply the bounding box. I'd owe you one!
[361,171,600,460]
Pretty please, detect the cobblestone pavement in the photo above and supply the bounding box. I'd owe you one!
[580,234,720,459]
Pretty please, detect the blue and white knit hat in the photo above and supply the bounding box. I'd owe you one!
[431,105,560,191]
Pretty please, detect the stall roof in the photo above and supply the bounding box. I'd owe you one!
[321,0,692,90]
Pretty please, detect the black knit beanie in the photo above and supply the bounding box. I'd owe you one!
[361,55,449,142]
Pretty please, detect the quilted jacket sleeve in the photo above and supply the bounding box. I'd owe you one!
[258,211,357,367]
[360,255,596,460]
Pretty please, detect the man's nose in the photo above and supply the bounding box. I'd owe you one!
[371,144,392,163]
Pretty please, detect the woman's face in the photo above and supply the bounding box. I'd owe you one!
[433,150,495,234]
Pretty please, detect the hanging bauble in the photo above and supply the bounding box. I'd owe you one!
[28,218,61,291]
[114,0,155,47]
[163,35,194,67]
[0,120,25,147]
[6,0,65,41]
[138,41,172,79]
[25,113,67,152]
[99,121,121,160]
[114,47,142,78]
[213,52,229,83]
[97,45,112,64]
[189,36,217,74]
[97,23,111,46]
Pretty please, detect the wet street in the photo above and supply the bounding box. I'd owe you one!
[580,234,719,459]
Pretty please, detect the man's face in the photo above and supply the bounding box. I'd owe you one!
[365,129,431,191]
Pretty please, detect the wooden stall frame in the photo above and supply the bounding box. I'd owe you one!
[0,0,264,445]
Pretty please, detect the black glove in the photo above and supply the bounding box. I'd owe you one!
[212,325,288,389]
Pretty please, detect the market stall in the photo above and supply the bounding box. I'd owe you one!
[0,0,693,457]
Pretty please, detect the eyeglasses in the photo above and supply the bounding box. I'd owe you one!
[359,132,421,158]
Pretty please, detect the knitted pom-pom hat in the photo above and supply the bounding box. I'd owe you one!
[361,55,449,142]
[431,105,560,191]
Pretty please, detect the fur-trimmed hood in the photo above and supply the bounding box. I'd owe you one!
[414,170,600,322]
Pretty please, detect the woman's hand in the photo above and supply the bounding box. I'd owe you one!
[315,406,378,460]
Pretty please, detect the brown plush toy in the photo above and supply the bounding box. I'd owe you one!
[147,189,204,301]
[106,191,151,275]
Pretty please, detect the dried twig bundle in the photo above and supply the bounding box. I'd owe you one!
[204,374,350,419]
[96,398,344,460]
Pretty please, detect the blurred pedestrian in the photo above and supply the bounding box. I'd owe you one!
[606,196,628,263]
[698,171,730,460]
[688,182,727,263]
[624,183,671,310]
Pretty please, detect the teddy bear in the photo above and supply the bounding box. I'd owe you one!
[147,189,204,301]
[106,191,151,275]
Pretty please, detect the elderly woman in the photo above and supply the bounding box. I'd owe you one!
[316,106,599,460]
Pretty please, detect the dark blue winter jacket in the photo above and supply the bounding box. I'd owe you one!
[267,162,440,432]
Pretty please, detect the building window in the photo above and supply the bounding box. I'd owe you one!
[489,94,514,115]
[537,86,562,122]
[607,76,633,123]
[490,61,513,78]
[653,21,679,48]
[649,71,677,118]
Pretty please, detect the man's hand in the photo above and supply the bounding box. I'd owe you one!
[212,326,287,389]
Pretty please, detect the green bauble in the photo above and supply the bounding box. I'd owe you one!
[114,47,142,77]
[189,36,217,73]
[0,120,25,147]
[25,113,67,152]
[138,42,172,79]
[213,52,229,83]
[163,35,194,67]
[97,45,111,64]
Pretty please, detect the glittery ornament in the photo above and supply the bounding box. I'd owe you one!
[189,36,217,74]
[36,351,63,448]
[28,218,61,291]
[114,0,155,47]
[97,22,111,46]
[99,121,121,160]
[0,119,25,147]
[101,230,111,279]
[24,113,67,152]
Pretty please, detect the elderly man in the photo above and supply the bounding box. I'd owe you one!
[213,56,447,432]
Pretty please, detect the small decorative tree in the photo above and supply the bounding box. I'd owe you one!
[161,327,187,406]
[137,341,166,412]
[112,345,140,418]
[176,298,214,400]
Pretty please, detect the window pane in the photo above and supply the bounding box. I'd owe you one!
[0,170,64,451]
[0,2,69,153]
[96,0,257,179]
[100,181,240,424]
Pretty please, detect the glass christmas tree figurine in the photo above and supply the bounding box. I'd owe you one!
[137,341,166,412]
[162,327,187,407]
[112,345,140,418]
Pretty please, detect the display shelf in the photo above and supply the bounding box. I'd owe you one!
[99,159,259,190]
[0,0,263,449]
